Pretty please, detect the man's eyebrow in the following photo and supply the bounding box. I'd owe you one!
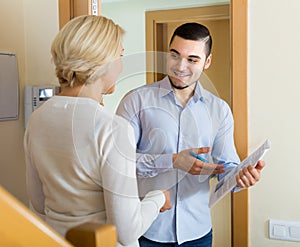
[169,48,180,54]
[188,55,201,59]
[169,49,201,59]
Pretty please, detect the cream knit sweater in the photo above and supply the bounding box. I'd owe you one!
[24,96,165,246]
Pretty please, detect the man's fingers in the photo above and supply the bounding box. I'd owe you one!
[198,147,210,154]
[255,160,265,171]
[236,175,246,188]
[190,162,224,175]
[193,147,211,155]
[201,162,224,171]
[238,165,261,187]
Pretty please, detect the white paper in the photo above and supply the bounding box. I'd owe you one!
[209,139,271,208]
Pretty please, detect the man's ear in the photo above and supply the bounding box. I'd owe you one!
[204,54,212,69]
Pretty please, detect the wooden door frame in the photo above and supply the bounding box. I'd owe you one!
[58,0,102,29]
[231,1,249,246]
[145,1,249,247]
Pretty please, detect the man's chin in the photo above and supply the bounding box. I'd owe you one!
[169,77,190,90]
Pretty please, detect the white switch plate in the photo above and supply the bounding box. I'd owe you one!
[269,219,300,242]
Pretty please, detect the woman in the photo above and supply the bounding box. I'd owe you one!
[24,15,171,247]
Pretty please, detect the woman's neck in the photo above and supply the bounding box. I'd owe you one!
[59,84,103,105]
[59,85,82,97]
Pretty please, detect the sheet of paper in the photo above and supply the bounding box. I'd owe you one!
[209,139,271,208]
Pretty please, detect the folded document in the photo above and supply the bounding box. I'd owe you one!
[209,139,271,208]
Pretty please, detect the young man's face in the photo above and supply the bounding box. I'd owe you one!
[167,35,212,89]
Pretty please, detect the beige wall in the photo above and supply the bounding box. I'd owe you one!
[248,0,300,246]
[0,0,58,205]
[1,0,299,246]
[0,0,26,203]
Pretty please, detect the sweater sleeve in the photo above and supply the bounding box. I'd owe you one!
[100,118,165,246]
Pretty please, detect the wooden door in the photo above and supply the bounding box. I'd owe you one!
[58,0,101,29]
[146,5,231,247]
[146,2,249,246]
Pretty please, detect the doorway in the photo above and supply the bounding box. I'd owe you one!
[146,5,230,247]
[145,2,249,247]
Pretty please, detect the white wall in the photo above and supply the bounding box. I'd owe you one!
[248,0,300,246]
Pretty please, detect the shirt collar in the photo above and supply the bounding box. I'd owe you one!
[193,80,209,103]
[158,76,173,97]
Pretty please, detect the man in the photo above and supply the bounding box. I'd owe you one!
[116,23,264,247]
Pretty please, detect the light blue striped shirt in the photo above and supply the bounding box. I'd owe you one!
[116,76,240,244]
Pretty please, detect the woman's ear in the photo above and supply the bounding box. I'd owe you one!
[204,54,212,69]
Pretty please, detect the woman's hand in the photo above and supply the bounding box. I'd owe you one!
[160,190,172,212]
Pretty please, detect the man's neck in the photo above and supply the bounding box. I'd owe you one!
[173,84,196,107]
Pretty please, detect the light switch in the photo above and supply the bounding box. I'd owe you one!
[269,219,300,242]
[290,226,300,239]
[273,224,287,237]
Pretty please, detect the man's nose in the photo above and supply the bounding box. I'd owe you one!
[176,58,188,71]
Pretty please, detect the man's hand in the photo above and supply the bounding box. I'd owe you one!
[160,190,172,213]
[173,147,225,175]
[236,160,265,188]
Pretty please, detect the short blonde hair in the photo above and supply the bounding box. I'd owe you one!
[51,15,124,87]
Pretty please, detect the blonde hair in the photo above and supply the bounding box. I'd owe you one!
[51,15,124,87]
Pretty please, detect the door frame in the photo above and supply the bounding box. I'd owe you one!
[230,1,249,246]
[145,1,249,247]
[58,0,102,29]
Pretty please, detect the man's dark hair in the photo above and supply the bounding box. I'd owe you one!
[169,22,212,58]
